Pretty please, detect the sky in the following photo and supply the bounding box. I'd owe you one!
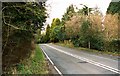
[45,0,112,25]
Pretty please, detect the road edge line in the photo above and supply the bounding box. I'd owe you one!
[45,44,120,74]
[40,45,63,76]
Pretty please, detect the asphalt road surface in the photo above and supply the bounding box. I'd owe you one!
[40,43,119,74]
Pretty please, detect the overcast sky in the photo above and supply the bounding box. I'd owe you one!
[45,0,112,25]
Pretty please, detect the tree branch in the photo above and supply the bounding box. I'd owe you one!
[2,14,27,31]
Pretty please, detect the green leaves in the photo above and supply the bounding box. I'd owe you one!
[51,18,60,29]
[49,18,61,42]
[2,2,47,31]
[77,20,104,50]
[61,4,75,25]
[107,1,120,14]
[2,2,47,73]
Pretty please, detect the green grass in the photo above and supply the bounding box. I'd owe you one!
[55,42,119,56]
[17,45,49,74]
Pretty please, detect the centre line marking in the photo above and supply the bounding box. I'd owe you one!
[45,44,120,74]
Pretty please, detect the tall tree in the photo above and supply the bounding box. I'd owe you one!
[2,2,47,32]
[51,18,60,29]
[50,18,61,42]
[2,2,47,73]
[107,1,120,14]
[61,4,75,25]
[78,4,92,16]
[45,24,50,42]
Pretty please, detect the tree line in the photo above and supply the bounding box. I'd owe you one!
[40,2,119,54]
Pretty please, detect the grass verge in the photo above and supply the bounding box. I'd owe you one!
[16,45,49,74]
[55,42,119,56]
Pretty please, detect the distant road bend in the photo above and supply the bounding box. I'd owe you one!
[40,43,119,74]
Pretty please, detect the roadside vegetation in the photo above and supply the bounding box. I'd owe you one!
[2,1,119,74]
[40,2,120,56]
[2,2,48,74]
[56,42,119,56]
[16,45,49,74]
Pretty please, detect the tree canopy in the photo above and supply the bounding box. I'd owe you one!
[107,1,120,14]
[2,2,47,32]
[2,2,47,74]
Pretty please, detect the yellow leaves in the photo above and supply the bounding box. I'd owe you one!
[89,14,103,31]
[64,12,119,41]
[103,14,119,40]
[65,14,85,38]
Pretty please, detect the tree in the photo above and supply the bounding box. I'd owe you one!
[103,14,119,52]
[107,1,120,14]
[49,26,59,42]
[44,24,50,42]
[106,1,120,53]
[79,20,104,50]
[50,18,61,42]
[78,4,92,16]
[2,2,47,32]
[61,4,75,25]
[51,18,60,29]
[64,14,84,40]
[2,2,47,73]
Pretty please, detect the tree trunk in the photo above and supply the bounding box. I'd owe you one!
[88,41,90,49]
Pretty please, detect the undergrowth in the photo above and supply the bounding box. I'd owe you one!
[16,45,49,74]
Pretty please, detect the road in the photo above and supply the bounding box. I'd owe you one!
[40,43,119,74]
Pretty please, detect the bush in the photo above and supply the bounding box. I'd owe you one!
[108,39,120,53]
[90,36,104,51]
[2,30,35,74]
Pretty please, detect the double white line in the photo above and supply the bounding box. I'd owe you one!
[45,44,120,74]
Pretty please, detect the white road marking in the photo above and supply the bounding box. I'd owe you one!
[54,44,118,62]
[45,44,120,74]
[85,53,118,62]
[54,66,63,75]
[40,46,63,76]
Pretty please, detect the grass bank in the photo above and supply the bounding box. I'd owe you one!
[16,45,49,74]
[55,42,119,56]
